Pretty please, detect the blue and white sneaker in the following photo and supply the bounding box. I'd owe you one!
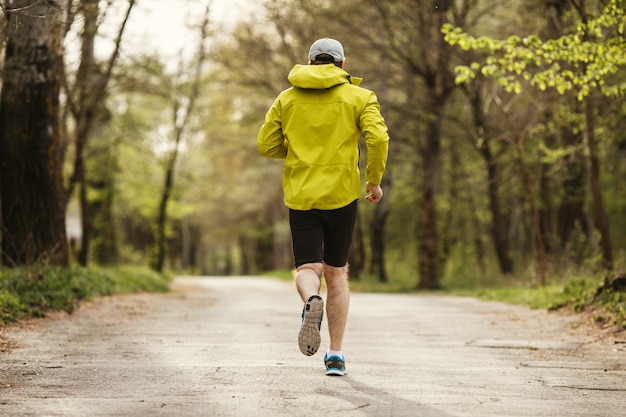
[298,295,324,356]
[324,352,346,376]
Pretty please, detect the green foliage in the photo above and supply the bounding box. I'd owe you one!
[457,274,598,309]
[462,271,626,328]
[596,288,626,326]
[473,285,573,309]
[97,265,171,294]
[348,275,418,293]
[559,278,599,311]
[260,269,293,281]
[0,291,22,323]
[556,276,626,328]
[592,274,626,327]
[441,252,507,290]
[0,266,113,321]
[0,265,170,324]
[442,0,626,100]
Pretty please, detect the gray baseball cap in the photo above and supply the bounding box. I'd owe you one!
[308,38,345,63]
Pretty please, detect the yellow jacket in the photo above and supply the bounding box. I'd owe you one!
[258,64,389,210]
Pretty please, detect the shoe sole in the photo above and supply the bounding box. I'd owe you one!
[298,297,324,356]
[325,368,346,376]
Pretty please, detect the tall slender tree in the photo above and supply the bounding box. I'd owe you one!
[65,0,136,266]
[359,0,469,289]
[151,4,211,272]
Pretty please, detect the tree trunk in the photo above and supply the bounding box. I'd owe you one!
[348,210,365,280]
[369,47,391,283]
[414,2,459,289]
[239,236,252,275]
[417,98,443,290]
[181,216,192,270]
[539,160,554,255]
[514,134,547,286]
[484,145,514,274]
[150,5,209,272]
[585,95,613,270]
[74,0,99,267]
[78,174,91,265]
[0,0,69,267]
[67,0,135,266]
[254,224,275,273]
[91,176,118,264]
[466,87,514,274]
[151,136,179,272]
[370,171,391,282]
[556,127,587,248]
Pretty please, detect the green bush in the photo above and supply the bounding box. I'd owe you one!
[0,291,24,323]
[0,265,170,324]
[594,284,626,327]
[98,265,171,294]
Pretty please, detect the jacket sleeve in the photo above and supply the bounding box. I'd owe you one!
[257,97,288,159]
[360,92,389,184]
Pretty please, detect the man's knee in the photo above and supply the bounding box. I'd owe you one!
[296,262,323,277]
[323,264,348,282]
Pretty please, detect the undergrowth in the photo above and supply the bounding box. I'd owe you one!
[262,266,626,329]
[454,276,626,329]
[0,265,170,324]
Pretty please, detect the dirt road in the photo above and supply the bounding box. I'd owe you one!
[1,276,624,416]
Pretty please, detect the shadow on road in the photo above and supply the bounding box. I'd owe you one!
[316,376,454,417]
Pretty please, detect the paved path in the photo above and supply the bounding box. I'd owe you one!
[0,276,624,416]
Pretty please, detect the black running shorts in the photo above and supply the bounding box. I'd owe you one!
[288,200,358,268]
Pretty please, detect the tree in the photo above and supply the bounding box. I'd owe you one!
[443,0,626,270]
[0,0,70,266]
[65,0,136,266]
[461,77,515,275]
[1,4,8,46]
[354,0,474,289]
[150,4,211,272]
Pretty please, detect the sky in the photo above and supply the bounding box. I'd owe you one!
[121,0,256,60]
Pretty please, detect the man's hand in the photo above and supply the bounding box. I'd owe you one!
[365,182,383,203]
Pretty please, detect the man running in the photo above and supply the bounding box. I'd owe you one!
[257,37,390,376]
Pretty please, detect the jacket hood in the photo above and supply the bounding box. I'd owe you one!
[287,64,363,89]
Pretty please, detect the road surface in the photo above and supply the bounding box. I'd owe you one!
[1,276,624,416]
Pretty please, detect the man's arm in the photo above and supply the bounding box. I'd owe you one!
[257,98,288,159]
[361,92,389,203]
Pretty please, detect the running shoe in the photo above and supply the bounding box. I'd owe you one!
[298,295,324,356]
[324,352,346,376]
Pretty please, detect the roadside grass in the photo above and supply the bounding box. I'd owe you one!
[261,269,293,282]
[261,263,626,329]
[0,265,171,324]
[4,261,622,330]
[467,277,626,329]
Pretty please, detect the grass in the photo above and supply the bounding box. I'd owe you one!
[463,277,601,310]
[0,264,171,324]
[471,276,626,329]
[7,261,621,330]
[260,269,293,281]
[261,265,626,329]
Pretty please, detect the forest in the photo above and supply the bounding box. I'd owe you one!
[0,0,625,296]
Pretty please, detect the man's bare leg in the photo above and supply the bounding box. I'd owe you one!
[295,263,322,301]
[322,264,350,352]
[295,263,324,356]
